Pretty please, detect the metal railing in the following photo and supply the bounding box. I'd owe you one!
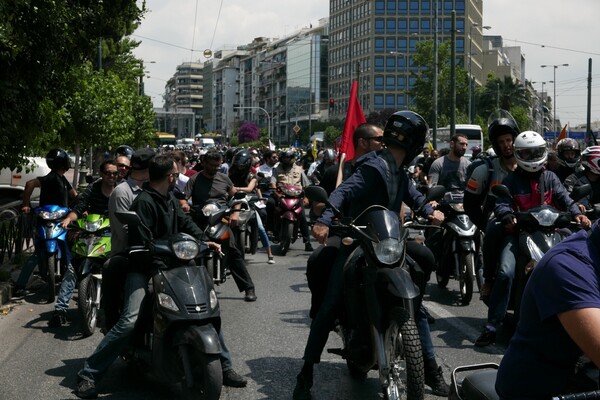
[0,200,35,264]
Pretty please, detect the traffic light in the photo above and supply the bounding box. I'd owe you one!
[329,98,335,112]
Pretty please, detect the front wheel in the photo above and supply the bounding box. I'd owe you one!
[279,219,293,256]
[459,252,475,305]
[181,348,222,400]
[383,307,424,400]
[78,272,99,337]
[46,255,57,304]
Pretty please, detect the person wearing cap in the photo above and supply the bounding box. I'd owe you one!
[293,111,448,400]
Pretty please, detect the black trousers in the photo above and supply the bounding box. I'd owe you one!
[223,227,255,292]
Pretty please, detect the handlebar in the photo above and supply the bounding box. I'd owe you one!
[553,390,600,400]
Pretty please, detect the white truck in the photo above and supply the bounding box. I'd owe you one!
[0,157,51,206]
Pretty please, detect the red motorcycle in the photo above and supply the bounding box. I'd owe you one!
[273,184,305,255]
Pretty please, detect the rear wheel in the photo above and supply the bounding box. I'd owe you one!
[279,220,293,255]
[46,255,57,304]
[78,272,99,337]
[384,307,424,400]
[205,256,218,285]
[459,252,475,305]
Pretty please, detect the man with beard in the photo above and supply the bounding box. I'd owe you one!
[464,117,519,303]
[428,133,471,191]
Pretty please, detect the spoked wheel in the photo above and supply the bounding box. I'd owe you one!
[78,273,99,337]
[459,252,475,305]
[383,307,424,400]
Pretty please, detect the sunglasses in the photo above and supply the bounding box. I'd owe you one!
[365,136,384,143]
[103,171,119,177]
[116,163,130,169]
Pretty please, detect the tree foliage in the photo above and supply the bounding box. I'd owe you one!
[0,0,147,168]
[323,126,342,147]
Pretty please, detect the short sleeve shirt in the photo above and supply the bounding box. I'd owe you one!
[38,172,73,207]
[185,172,233,207]
[428,155,471,191]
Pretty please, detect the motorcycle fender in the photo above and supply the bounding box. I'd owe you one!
[281,211,296,221]
[174,324,222,355]
[45,239,58,254]
[458,239,475,252]
[80,259,93,275]
[376,268,420,300]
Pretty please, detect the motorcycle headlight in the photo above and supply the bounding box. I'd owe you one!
[209,289,218,310]
[450,203,465,212]
[530,209,560,227]
[157,293,179,312]
[39,209,68,220]
[172,240,199,260]
[202,203,220,217]
[84,220,102,232]
[373,238,404,265]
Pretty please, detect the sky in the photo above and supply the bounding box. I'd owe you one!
[132,0,600,128]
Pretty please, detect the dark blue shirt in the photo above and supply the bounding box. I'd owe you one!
[496,226,600,399]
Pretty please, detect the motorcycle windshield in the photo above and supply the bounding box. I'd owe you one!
[354,208,401,242]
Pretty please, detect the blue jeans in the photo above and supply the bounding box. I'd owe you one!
[255,211,271,250]
[487,235,518,326]
[55,263,76,313]
[16,254,39,290]
[416,304,435,363]
[78,271,233,383]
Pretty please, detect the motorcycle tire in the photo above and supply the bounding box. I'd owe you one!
[459,252,475,306]
[78,273,99,337]
[205,256,219,285]
[279,219,293,256]
[384,307,424,400]
[180,346,222,400]
[46,255,57,304]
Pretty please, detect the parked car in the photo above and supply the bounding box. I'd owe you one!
[0,157,51,206]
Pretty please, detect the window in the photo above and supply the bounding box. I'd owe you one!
[386,56,396,72]
[421,19,430,32]
[456,38,465,54]
[398,0,408,14]
[443,19,452,33]
[386,94,396,107]
[375,0,385,14]
[386,37,396,51]
[455,1,465,14]
[375,56,384,72]
[398,95,405,106]
[409,38,418,51]
[409,1,419,14]
[422,1,431,13]
[398,18,408,33]
[386,18,396,33]
[386,76,396,90]
[374,94,384,108]
[444,1,453,12]
[375,18,384,33]
[374,75,384,90]
[397,38,407,52]
[409,18,419,33]
[387,0,396,13]
[397,76,406,89]
[456,19,465,32]
[375,38,385,52]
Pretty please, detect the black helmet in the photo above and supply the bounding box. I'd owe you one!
[556,138,581,168]
[115,145,134,159]
[225,148,236,163]
[383,111,428,166]
[488,118,519,154]
[322,149,336,163]
[45,148,71,171]
[232,149,252,170]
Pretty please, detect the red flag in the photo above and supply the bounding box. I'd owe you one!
[552,124,568,149]
[339,80,366,161]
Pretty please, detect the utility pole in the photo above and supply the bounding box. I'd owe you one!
[450,10,456,137]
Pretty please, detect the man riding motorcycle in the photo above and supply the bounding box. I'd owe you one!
[293,111,448,400]
[564,145,600,217]
[475,131,591,347]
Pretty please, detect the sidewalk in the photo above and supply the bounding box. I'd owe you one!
[0,249,35,307]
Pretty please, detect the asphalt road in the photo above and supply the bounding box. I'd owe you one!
[0,239,507,399]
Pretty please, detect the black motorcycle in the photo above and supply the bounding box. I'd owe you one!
[305,186,425,400]
[116,211,222,399]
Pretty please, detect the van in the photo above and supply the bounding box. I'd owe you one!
[197,138,215,149]
[0,157,51,205]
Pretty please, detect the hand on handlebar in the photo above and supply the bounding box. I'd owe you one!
[312,222,329,245]
[428,210,445,226]
[576,214,592,230]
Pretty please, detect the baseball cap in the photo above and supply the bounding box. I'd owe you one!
[130,148,156,170]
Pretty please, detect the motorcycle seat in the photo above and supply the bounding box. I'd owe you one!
[461,370,499,400]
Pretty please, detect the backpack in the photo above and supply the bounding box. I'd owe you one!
[465,155,496,190]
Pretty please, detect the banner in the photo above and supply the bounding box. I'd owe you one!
[339,80,366,162]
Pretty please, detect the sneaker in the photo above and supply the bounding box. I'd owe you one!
[48,310,67,328]
[474,327,496,347]
[222,369,247,387]
[268,256,275,264]
[244,288,257,302]
[425,366,450,396]
[75,378,98,399]
[293,373,313,400]
[304,243,314,252]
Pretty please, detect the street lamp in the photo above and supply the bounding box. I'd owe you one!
[540,63,569,135]
[468,24,491,123]
[531,80,553,132]
[389,51,409,107]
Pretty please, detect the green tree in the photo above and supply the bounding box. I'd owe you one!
[0,1,147,168]
[323,126,342,147]
[476,74,531,118]
[409,40,470,128]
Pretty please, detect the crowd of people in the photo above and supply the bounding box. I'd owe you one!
[12,108,600,399]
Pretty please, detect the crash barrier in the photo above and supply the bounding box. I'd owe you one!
[0,201,35,264]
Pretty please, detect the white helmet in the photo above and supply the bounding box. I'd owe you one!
[581,146,600,175]
[513,131,547,173]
